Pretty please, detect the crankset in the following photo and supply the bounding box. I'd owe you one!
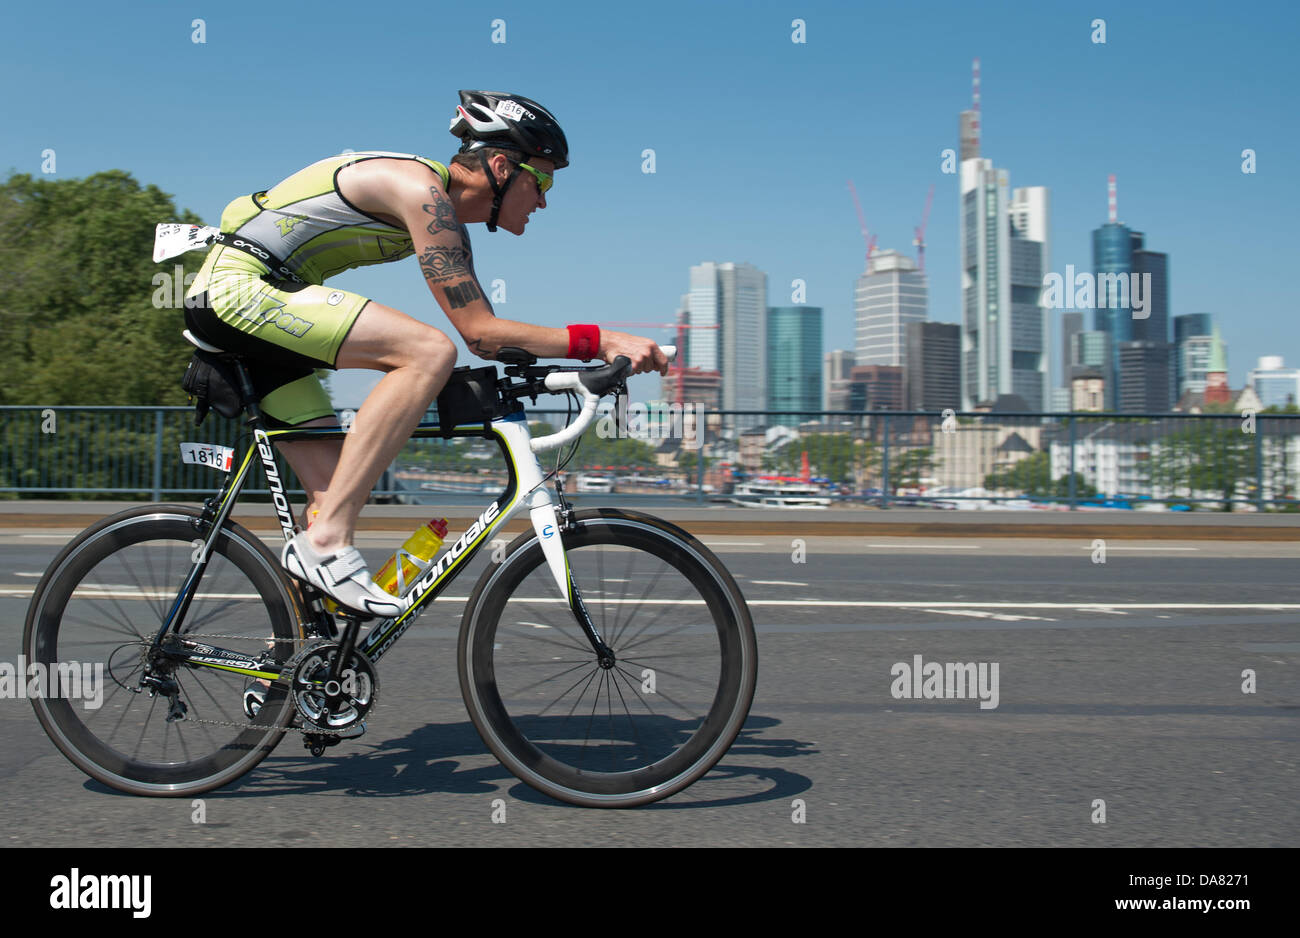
[285,640,379,736]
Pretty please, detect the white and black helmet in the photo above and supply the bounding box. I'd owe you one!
[449,90,569,169]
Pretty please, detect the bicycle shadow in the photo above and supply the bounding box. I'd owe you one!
[86,712,815,807]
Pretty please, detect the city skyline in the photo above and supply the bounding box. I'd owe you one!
[1,1,1294,408]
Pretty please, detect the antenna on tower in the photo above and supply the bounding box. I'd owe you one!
[1107,174,1117,224]
[914,183,935,272]
[971,57,981,152]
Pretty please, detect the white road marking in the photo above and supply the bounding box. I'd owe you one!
[752,580,809,586]
[923,609,1057,621]
[867,544,979,549]
[2,586,1294,613]
[1079,546,1200,551]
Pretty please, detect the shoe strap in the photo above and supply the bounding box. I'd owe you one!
[322,547,367,583]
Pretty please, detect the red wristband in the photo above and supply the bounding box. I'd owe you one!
[566,324,600,361]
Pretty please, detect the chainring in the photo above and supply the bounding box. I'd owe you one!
[286,641,378,732]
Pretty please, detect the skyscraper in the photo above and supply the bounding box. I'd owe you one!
[1119,341,1173,412]
[824,350,855,412]
[1249,356,1300,408]
[958,60,1049,411]
[768,306,823,425]
[904,321,960,411]
[1091,178,1172,411]
[686,262,767,423]
[1173,313,1214,398]
[1177,334,1214,400]
[1203,325,1231,406]
[1173,313,1213,347]
[1060,311,1083,391]
[959,161,1050,409]
[1071,330,1114,409]
[854,249,928,367]
[848,366,904,411]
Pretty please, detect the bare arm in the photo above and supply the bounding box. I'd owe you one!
[341,159,666,372]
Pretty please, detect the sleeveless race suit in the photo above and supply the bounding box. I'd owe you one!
[184,152,451,426]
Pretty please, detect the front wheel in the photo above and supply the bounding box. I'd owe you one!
[459,509,757,807]
[23,506,306,796]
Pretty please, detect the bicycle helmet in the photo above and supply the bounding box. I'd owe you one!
[449,90,569,168]
[449,90,568,232]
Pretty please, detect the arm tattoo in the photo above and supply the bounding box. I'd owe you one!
[467,336,495,359]
[419,245,472,282]
[442,279,483,309]
[421,189,459,235]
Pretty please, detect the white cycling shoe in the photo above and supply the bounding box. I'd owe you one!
[281,532,402,619]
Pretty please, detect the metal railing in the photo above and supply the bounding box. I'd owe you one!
[3,405,1298,511]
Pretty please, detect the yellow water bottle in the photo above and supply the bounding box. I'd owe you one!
[374,518,450,596]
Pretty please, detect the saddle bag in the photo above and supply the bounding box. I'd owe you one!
[181,350,247,426]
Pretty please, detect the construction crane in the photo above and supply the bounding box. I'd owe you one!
[603,320,720,405]
[847,180,876,270]
[913,183,934,271]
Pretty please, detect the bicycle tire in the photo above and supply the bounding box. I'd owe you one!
[458,508,757,807]
[24,505,307,796]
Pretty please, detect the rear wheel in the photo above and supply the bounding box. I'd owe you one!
[459,509,757,807]
[24,506,306,796]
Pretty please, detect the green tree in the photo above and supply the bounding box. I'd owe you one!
[570,424,657,471]
[892,447,934,490]
[0,170,210,406]
[984,451,1096,499]
[759,433,874,484]
[1143,421,1255,510]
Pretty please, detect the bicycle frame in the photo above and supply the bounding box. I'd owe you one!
[157,406,610,685]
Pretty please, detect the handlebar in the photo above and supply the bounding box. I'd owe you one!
[529,345,676,452]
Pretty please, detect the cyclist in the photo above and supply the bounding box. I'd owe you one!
[184,90,669,619]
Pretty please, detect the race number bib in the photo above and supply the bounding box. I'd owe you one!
[179,442,234,472]
[154,223,219,263]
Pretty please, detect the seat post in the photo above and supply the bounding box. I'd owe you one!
[230,358,268,430]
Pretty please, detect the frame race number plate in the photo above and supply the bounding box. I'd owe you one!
[153,223,220,263]
[179,442,234,472]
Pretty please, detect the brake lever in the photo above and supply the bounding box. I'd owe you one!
[613,383,628,437]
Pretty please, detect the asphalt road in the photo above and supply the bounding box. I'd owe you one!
[1,531,1296,847]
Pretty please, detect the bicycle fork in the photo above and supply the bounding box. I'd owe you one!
[525,482,616,669]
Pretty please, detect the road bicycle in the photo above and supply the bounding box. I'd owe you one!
[24,335,757,808]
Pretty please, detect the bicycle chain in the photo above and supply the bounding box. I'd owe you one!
[162,632,363,737]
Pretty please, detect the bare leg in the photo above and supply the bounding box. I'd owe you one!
[293,301,457,554]
[275,416,343,529]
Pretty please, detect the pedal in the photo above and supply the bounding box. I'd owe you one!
[303,723,365,757]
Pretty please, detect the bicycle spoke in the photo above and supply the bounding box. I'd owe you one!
[502,659,597,697]
[500,619,590,655]
[58,610,147,643]
[28,510,299,795]
[616,620,700,655]
[535,666,602,719]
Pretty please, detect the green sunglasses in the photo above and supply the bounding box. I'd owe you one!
[516,161,553,194]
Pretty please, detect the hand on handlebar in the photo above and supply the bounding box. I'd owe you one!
[598,330,670,376]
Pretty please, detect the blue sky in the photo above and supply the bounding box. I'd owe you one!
[2,0,1296,407]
